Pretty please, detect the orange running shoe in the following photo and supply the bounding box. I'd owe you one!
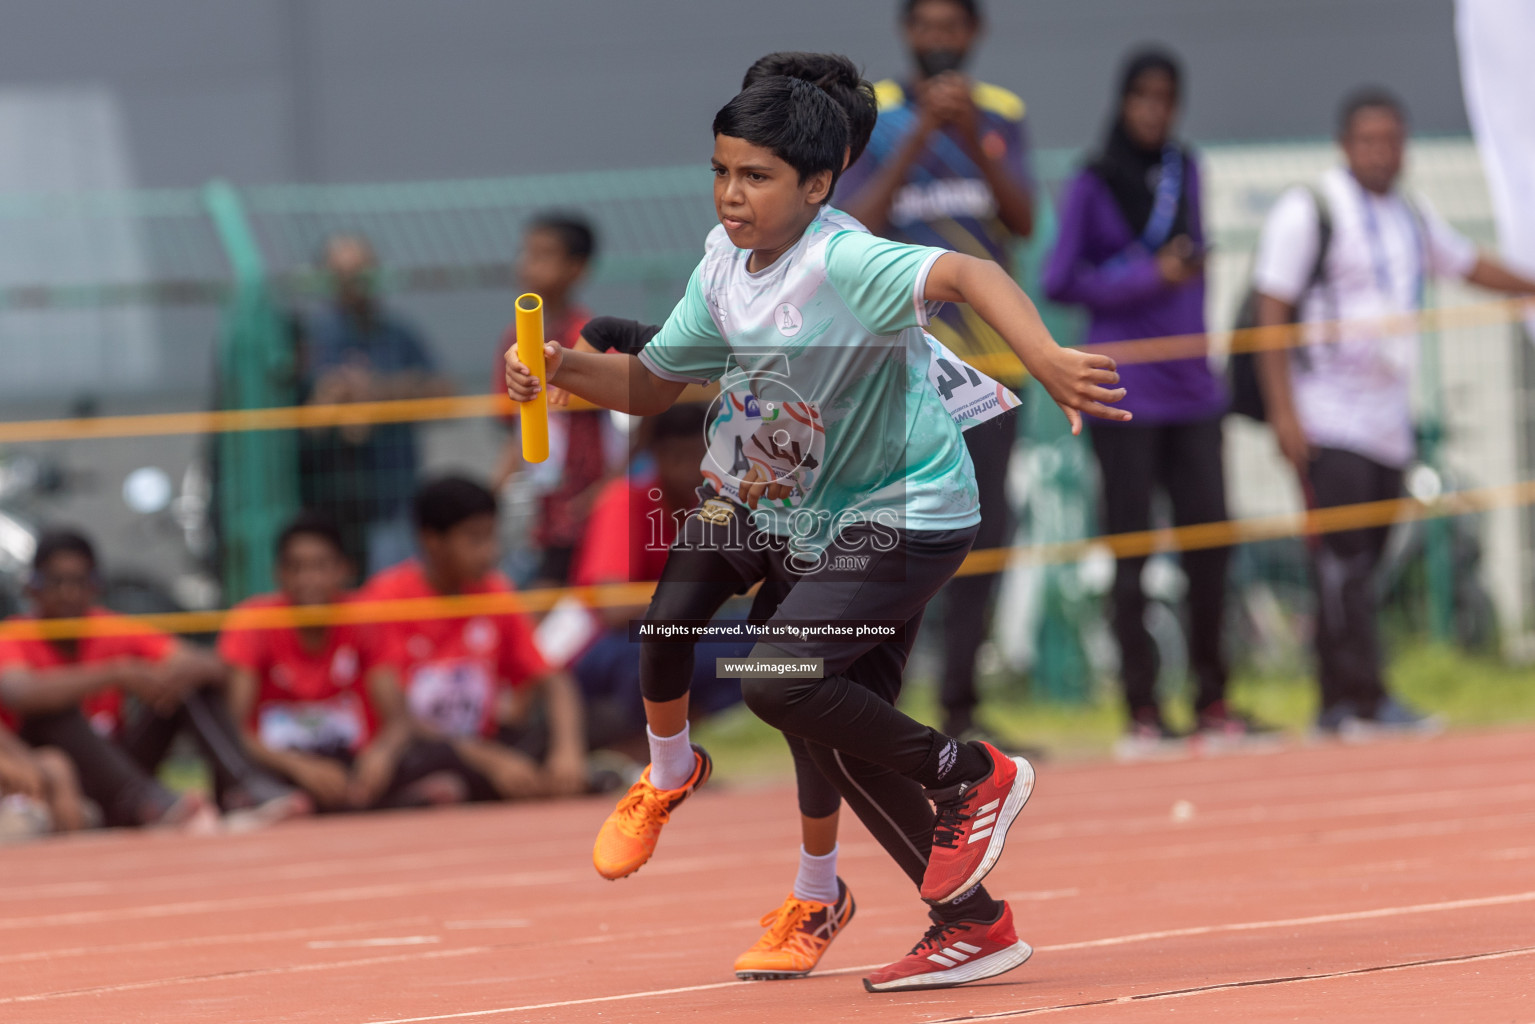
[592,744,712,880]
[734,878,855,980]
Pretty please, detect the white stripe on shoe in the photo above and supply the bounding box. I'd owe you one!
[874,941,1034,991]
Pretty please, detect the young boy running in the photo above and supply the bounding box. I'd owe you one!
[577,51,1021,983]
[508,77,1126,990]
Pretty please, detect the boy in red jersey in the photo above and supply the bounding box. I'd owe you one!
[361,477,587,800]
[221,514,444,811]
[0,530,303,829]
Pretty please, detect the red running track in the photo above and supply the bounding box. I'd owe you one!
[2,728,1533,1023]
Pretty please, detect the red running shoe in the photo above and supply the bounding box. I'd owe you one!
[862,902,1032,992]
[920,742,1035,904]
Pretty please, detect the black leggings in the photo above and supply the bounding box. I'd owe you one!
[740,525,987,893]
[118,686,290,805]
[639,508,840,819]
[938,406,1018,732]
[1089,417,1230,714]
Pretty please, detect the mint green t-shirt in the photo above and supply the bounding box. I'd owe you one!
[639,210,980,555]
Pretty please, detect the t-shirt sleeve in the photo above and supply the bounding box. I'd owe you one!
[1415,195,1479,279]
[498,612,550,689]
[1252,186,1324,305]
[636,262,731,384]
[823,231,949,336]
[217,607,266,671]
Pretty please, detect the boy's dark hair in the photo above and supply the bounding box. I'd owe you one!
[713,77,849,202]
[741,53,877,166]
[33,529,97,573]
[903,0,980,22]
[413,476,498,535]
[646,403,707,447]
[275,511,348,562]
[1338,86,1407,136]
[528,212,597,262]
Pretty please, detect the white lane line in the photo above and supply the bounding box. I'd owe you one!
[0,916,434,966]
[920,944,1535,1021]
[443,920,531,930]
[1039,889,1535,951]
[355,889,1535,1024]
[0,850,790,931]
[308,937,440,949]
[0,946,495,1006]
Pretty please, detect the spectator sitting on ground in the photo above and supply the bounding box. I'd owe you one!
[1253,87,1535,736]
[302,234,453,575]
[492,213,624,587]
[220,513,461,812]
[568,404,747,760]
[0,530,306,830]
[360,477,588,801]
[0,717,86,839]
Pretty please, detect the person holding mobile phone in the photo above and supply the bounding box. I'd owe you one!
[838,0,1035,748]
[1044,47,1268,757]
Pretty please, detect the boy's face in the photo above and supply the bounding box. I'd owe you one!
[276,535,352,607]
[712,135,832,254]
[29,551,97,620]
[419,514,500,589]
[516,228,587,303]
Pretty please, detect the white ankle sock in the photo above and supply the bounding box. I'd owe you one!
[792,844,840,905]
[647,724,694,791]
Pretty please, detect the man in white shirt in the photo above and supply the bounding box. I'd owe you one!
[1253,87,1535,735]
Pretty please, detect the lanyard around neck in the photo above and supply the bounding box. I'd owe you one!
[1355,176,1423,310]
[1139,146,1184,250]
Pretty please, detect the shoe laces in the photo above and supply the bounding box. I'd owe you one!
[757,897,817,949]
[931,797,972,850]
[909,917,965,956]
[611,783,670,840]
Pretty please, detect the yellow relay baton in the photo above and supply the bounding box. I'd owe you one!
[514,292,550,463]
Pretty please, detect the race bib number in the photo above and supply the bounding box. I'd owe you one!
[926,337,1022,429]
[407,659,494,738]
[258,696,366,754]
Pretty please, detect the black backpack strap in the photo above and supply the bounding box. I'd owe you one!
[1303,183,1333,290]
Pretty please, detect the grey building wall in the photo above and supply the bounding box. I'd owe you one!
[0,0,1466,189]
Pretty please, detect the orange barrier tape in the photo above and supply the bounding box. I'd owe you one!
[0,298,1527,445]
[3,479,1520,643]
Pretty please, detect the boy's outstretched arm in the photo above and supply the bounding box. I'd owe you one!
[925,253,1130,434]
[504,343,686,416]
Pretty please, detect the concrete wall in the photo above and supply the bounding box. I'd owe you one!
[0,0,1467,188]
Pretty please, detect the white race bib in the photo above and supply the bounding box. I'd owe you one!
[258,696,366,753]
[407,659,493,738]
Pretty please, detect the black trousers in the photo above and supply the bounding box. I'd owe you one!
[639,507,841,819]
[20,710,175,827]
[1306,447,1403,714]
[1089,417,1230,715]
[938,407,1018,733]
[742,524,982,889]
[117,686,292,807]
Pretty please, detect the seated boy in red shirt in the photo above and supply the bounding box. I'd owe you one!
[221,514,445,811]
[0,530,302,830]
[361,477,587,800]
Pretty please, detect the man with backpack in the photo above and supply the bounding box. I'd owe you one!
[1252,87,1535,736]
